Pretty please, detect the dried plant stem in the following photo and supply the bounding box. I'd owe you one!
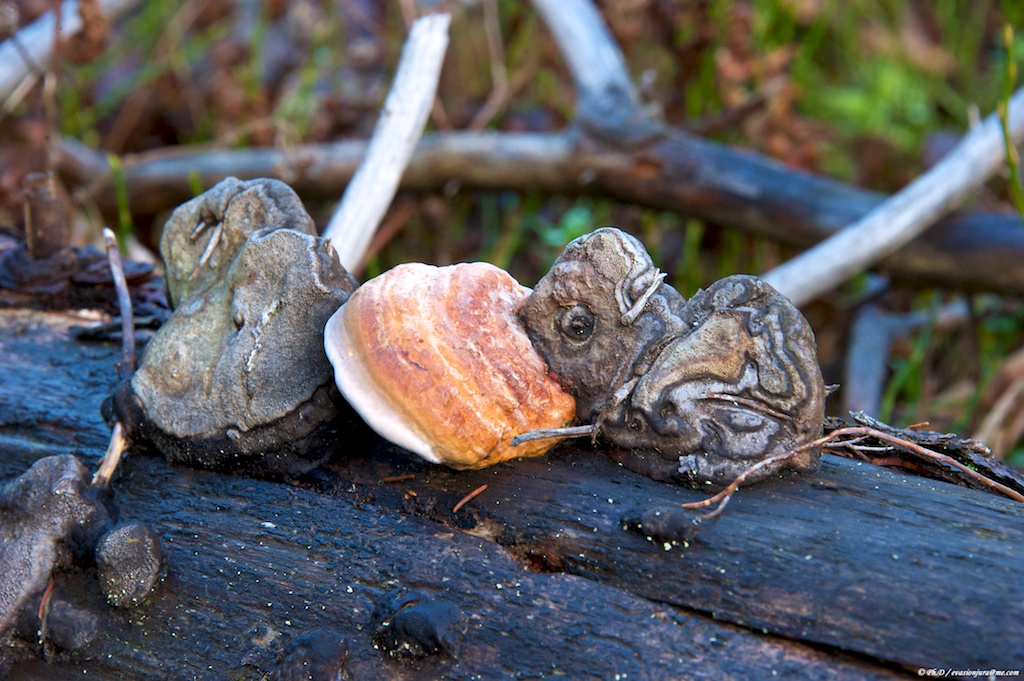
[37,579,56,643]
[92,227,135,488]
[680,450,806,512]
[380,474,416,484]
[763,86,1024,307]
[510,424,596,446]
[999,25,1024,222]
[681,426,1024,523]
[92,421,127,488]
[452,484,488,513]
[102,227,134,380]
[322,13,451,273]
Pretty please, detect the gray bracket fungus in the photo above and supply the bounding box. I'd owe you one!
[112,177,358,473]
[520,227,826,489]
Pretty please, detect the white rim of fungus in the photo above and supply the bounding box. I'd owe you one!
[324,304,441,464]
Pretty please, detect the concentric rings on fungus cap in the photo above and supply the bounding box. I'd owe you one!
[324,262,576,469]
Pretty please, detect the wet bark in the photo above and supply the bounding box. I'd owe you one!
[2,308,1021,678]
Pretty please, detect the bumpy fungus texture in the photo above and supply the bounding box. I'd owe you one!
[521,228,826,488]
[0,456,108,642]
[96,522,163,608]
[325,262,576,470]
[273,628,349,681]
[112,178,357,473]
[0,456,166,667]
[370,588,460,658]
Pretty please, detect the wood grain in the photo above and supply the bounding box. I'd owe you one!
[3,309,1020,677]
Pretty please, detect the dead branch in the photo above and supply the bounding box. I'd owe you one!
[322,13,451,273]
[843,300,971,416]
[762,87,1024,306]
[4,309,1024,675]
[58,0,1024,299]
[530,0,657,142]
[0,0,143,99]
[845,411,1024,497]
[64,129,1024,296]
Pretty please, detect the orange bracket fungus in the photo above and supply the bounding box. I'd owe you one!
[325,262,576,470]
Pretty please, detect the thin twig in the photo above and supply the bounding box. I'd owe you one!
[322,12,451,273]
[92,421,127,488]
[680,427,1024,524]
[359,199,420,269]
[510,424,596,446]
[380,474,416,483]
[680,449,806,511]
[37,579,55,646]
[0,0,144,100]
[102,227,134,380]
[468,0,509,131]
[452,484,488,513]
[763,86,1024,307]
[36,580,55,621]
[692,493,731,525]
[92,227,135,488]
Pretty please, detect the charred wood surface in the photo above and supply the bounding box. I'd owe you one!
[2,309,1021,678]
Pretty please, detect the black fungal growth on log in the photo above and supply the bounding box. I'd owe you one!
[272,629,350,681]
[1,311,1022,678]
[95,522,163,608]
[370,588,461,658]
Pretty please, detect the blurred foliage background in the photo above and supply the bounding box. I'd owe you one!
[2,0,1024,463]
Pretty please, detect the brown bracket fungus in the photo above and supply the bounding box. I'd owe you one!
[520,227,826,488]
[324,262,576,470]
[111,177,357,473]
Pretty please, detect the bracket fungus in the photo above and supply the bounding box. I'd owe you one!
[324,262,576,470]
[520,227,826,488]
[112,178,357,473]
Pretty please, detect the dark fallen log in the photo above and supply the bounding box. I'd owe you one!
[1,309,895,680]
[2,308,1022,678]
